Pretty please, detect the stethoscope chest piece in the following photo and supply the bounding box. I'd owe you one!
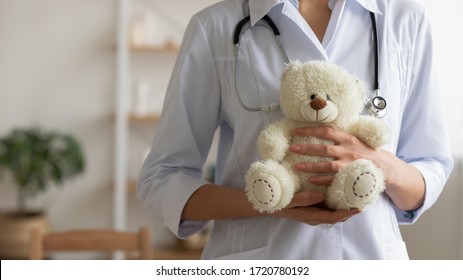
[366,90,387,118]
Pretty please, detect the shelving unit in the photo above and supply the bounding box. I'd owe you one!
[115,0,178,232]
[114,0,212,260]
[112,0,196,259]
[114,0,131,235]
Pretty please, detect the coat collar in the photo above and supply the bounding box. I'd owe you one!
[248,0,382,26]
[355,0,382,15]
[248,0,286,26]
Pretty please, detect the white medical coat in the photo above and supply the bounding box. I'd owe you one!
[138,0,454,259]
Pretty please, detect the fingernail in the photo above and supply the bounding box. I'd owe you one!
[290,144,301,152]
[294,128,306,135]
[295,163,305,170]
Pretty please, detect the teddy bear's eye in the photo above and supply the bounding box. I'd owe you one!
[326,95,331,101]
[310,94,316,100]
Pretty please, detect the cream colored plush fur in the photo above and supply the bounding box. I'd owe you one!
[245,61,390,213]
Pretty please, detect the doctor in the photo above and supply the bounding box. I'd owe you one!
[138,0,453,259]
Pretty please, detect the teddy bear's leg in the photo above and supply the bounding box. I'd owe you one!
[245,159,297,213]
[326,159,385,210]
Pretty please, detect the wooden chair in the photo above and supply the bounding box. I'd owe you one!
[29,227,152,260]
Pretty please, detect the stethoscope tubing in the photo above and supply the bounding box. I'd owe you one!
[233,10,386,118]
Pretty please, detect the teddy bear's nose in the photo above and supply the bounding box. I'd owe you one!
[310,97,327,110]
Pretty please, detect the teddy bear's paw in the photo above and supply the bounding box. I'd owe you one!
[327,159,385,210]
[247,174,282,212]
[343,159,386,209]
[245,160,294,213]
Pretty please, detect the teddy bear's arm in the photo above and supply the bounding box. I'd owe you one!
[349,116,390,148]
[257,120,293,162]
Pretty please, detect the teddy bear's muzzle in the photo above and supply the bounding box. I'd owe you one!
[310,97,328,110]
[300,99,339,123]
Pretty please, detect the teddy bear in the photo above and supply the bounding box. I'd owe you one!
[244,60,390,213]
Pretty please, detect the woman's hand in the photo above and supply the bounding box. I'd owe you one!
[181,183,360,224]
[273,191,361,225]
[289,126,379,185]
[290,126,426,211]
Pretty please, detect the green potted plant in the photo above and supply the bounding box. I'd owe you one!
[0,126,85,259]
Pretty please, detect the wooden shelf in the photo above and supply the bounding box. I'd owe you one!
[126,180,137,192]
[111,113,161,124]
[130,41,179,53]
[128,113,161,124]
[152,248,202,260]
[110,180,137,193]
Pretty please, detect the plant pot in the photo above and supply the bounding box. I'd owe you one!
[0,212,49,259]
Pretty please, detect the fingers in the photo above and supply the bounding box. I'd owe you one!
[294,126,351,144]
[279,191,361,226]
[289,127,350,160]
[290,143,342,157]
[295,161,342,173]
[309,175,334,186]
[290,126,367,173]
[277,203,361,226]
[289,191,324,207]
[273,127,364,226]
[315,208,361,225]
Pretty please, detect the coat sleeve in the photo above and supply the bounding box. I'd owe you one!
[394,8,454,224]
[137,15,221,238]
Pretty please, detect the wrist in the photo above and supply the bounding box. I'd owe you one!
[371,150,425,211]
[182,184,265,221]
[370,149,398,187]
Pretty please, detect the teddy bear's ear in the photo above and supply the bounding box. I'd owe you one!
[281,60,303,81]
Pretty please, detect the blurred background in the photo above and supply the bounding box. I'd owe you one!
[0,0,461,260]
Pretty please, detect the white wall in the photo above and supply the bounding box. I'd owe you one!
[0,0,218,255]
[420,0,463,157]
[0,0,116,227]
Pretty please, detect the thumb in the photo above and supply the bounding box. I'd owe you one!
[289,191,324,207]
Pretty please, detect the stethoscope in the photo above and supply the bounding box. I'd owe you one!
[233,11,387,118]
